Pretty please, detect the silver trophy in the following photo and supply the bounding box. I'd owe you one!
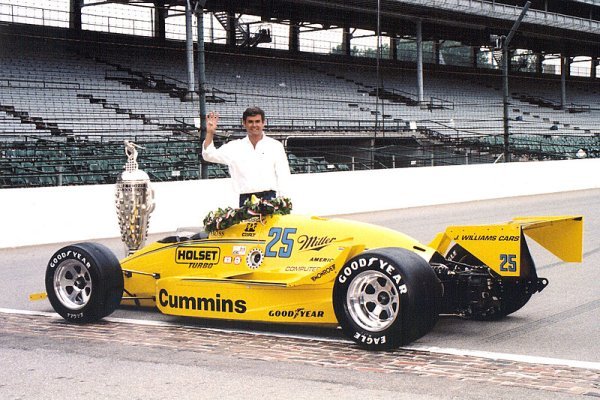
[115,141,155,256]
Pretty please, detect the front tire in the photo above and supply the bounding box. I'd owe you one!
[333,248,441,350]
[45,243,123,323]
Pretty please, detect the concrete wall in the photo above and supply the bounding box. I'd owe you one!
[1,159,598,249]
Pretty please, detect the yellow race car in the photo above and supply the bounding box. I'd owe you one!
[44,203,583,350]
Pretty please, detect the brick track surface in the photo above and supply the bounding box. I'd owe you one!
[2,312,599,398]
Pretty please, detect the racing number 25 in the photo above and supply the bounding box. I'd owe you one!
[265,227,296,258]
[499,254,517,272]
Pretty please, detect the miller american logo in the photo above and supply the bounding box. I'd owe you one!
[297,235,336,251]
[175,246,220,268]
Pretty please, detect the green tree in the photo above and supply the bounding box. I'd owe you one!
[331,43,390,58]
[513,51,538,72]
[361,43,390,59]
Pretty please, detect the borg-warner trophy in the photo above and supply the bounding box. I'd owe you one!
[115,141,155,256]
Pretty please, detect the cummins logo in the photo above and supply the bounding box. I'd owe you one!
[159,289,246,314]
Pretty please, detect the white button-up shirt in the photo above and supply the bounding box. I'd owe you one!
[202,134,291,196]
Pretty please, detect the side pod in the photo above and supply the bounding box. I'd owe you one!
[429,216,583,277]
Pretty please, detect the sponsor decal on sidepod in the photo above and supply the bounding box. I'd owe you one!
[268,308,324,319]
[159,289,247,313]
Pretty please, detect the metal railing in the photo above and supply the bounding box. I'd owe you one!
[0,78,80,90]
[427,97,455,110]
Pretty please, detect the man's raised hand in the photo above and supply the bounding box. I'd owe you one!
[206,111,220,135]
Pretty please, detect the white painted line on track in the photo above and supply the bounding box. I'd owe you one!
[0,308,61,319]
[403,345,600,371]
[2,307,599,371]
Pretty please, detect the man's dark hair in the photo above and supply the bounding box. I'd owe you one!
[243,106,265,122]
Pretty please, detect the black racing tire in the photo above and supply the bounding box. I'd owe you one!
[45,242,123,323]
[446,244,532,320]
[333,248,442,350]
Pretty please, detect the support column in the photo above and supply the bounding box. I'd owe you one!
[196,6,207,179]
[227,10,236,47]
[434,40,441,65]
[154,0,166,41]
[390,36,398,61]
[416,19,424,104]
[370,138,376,170]
[185,0,195,94]
[536,52,544,75]
[342,23,352,56]
[472,46,478,68]
[289,19,300,53]
[561,54,568,109]
[502,44,510,162]
[209,10,214,43]
[69,0,82,30]
[591,56,598,79]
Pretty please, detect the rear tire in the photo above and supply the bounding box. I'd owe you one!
[45,242,123,323]
[333,248,441,350]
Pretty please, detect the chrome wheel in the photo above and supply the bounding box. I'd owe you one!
[346,270,400,332]
[53,259,92,310]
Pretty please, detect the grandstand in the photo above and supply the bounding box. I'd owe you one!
[0,0,599,188]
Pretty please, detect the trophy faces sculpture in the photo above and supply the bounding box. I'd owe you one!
[115,141,155,256]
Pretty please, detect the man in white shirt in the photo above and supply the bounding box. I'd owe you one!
[202,107,291,207]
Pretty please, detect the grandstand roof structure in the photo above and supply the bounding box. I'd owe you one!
[115,0,600,56]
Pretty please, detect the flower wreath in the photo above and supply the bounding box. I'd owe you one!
[203,196,293,233]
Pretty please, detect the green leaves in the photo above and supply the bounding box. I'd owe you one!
[203,197,293,233]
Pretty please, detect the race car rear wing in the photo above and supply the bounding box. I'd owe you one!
[429,216,583,277]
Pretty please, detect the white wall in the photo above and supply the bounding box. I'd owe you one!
[1,158,598,249]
